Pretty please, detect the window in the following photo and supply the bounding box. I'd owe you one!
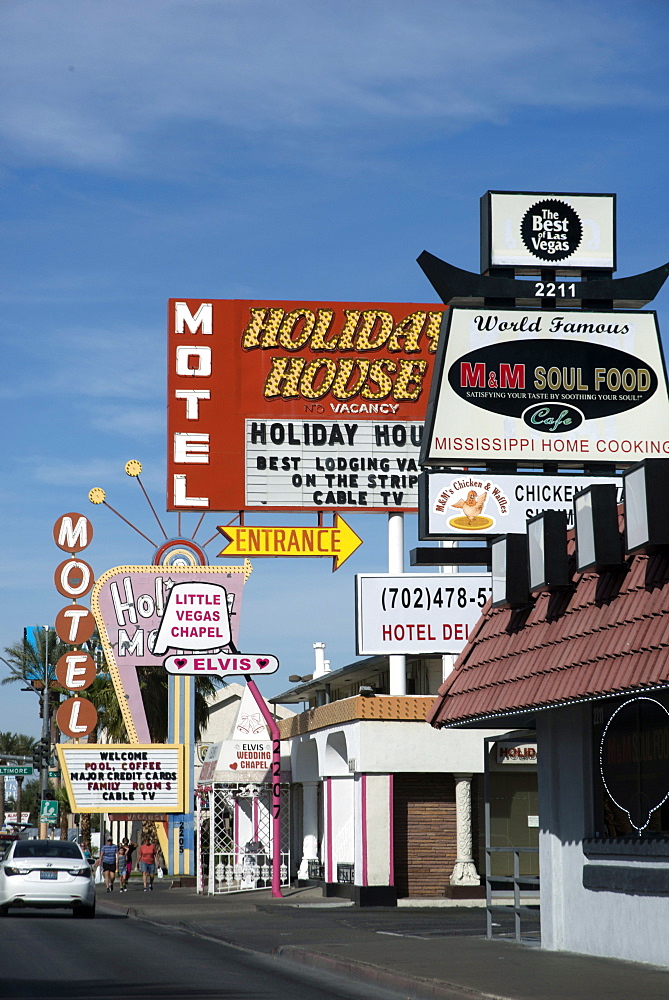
[13,841,84,860]
[592,692,669,839]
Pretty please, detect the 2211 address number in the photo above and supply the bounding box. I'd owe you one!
[534,281,577,297]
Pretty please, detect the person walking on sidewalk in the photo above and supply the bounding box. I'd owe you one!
[122,836,137,876]
[97,837,119,892]
[138,837,157,891]
[117,844,129,892]
[119,837,136,891]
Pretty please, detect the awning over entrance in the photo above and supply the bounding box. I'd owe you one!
[427,521,669,729]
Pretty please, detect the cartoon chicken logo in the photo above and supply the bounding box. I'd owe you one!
[449,490,494,531]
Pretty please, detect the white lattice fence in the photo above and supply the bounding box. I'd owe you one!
[197,782,290,894]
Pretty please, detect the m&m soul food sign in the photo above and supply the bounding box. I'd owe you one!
[422,307,669,467]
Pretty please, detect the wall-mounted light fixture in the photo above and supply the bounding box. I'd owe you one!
[527,510,570,592]
[623,459,669,554]
[491,534,531,609]
[574,483,623,571]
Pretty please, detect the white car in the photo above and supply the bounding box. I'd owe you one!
[0,839,95,917]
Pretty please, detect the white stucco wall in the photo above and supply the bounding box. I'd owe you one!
[289,718,507,781]
[328,776,355,873]
[287,715,506,892]
[358,720,507,774]
[538,705,669,966]
[357,774,392,886]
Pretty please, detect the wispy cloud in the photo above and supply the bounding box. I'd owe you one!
[25,456,129,486]
[0,0,664,173]
[86,403,164,437]
[2,326,163,401]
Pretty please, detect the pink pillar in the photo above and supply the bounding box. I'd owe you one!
[244,678,283,898]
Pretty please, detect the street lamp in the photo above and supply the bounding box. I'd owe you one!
[39,626,50,837]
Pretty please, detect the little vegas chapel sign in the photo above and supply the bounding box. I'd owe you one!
[91,563,250,744]
[421,307,669,466]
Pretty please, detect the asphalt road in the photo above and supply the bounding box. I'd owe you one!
[0,908,410,1000]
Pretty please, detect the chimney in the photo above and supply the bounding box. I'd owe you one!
[313,642,326,678]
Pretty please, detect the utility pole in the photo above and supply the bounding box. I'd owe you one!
[39,625,50,838]
[16,776,24,828]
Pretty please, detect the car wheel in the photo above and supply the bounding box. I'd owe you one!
[0,905,9,917]
[74,904,96,919]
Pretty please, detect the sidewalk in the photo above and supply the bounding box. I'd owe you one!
[98,881,669,1000]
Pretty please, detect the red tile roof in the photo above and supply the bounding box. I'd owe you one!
[427,514,669,728]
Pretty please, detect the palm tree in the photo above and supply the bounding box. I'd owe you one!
[2,627,68,691]
[14,777,41,827]
[4,628,221,744]
[61,634,220,743]
[3,630,221,856]
[54,784,72,842]
[136,664,220,743]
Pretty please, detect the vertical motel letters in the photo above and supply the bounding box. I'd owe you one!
[173,302,212,507]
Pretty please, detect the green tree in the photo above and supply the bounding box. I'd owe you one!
[3,630,221,852]
[4,628,221,744]
[54,784,72,842]
[2,626,68,691]
[16,777,41,826]
[0,733,36,826]
[135,664,220,743]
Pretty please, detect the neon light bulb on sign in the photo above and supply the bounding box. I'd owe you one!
[599,696,669,834]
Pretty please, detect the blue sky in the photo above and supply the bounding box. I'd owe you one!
[1,0,668,736]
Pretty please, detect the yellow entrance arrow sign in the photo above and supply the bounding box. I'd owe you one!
[217,514,363,571]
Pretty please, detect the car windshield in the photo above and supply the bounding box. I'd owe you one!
[13,841,84,860]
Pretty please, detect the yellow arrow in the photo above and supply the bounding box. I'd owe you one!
[217,514,363,571]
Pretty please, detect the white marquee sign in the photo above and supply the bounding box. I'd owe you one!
[57,743,184,813]
[246,419,421,509]
[356,573,491,655]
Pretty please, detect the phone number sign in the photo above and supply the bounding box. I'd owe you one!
[355,573,491,655]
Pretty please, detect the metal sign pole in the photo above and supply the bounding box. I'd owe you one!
[39,626,50,838]
[244,678,283,898]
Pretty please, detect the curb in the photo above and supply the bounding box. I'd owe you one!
[274,946,514,1000]
[98,900,510,1000]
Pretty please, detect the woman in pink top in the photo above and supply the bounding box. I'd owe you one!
[138,838,158,891]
